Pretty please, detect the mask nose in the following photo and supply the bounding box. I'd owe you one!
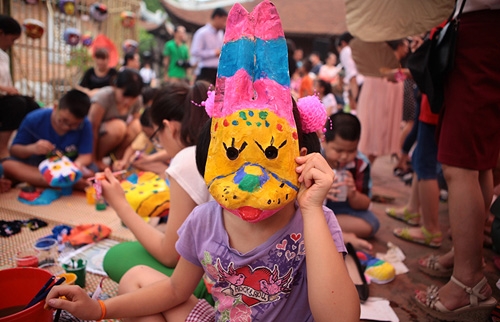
[234,165,267,193]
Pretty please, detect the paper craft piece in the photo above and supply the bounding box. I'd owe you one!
[360,297,399,322]
[91,34,119,68]
[120,171,170,218]
[63,224,111,246]
[204,1,301,223]
[63,28,81,46]
[89,3,108,22]
[23,19,45,39]
[59,0,75,15]
[81,32,93,47]
[120,11,136,28]
[18,189,62,205]
[122,39,138,54]
[39,155,82,188]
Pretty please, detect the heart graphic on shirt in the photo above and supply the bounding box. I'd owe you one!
[276,239,287,250]
[217,261,293,307]
[285,250,296,261]
[290,233,301,242]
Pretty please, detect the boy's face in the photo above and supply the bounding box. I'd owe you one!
[322,136,358,169]
[0,31,20,51]
[53,108,83,133]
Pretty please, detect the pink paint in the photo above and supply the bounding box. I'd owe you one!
[212,69,295,127]
[15,254,38,268]
[223,1,284,43]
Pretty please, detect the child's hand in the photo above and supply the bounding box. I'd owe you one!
[45,285,102,320]
[112,159,127,171]
[32,139,55,155]
[100,168,126,208]
[326,181,343,202]
[295,153,334,210]
[343,171,357,198]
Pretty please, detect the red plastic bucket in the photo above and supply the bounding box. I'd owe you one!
[0,267,54,322]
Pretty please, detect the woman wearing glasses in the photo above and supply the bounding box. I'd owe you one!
[88,69,143,171]
[101,81,213,303]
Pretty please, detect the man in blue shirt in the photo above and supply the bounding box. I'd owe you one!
[3,89,93,189]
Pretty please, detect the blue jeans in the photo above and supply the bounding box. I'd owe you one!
[325,201,380,237]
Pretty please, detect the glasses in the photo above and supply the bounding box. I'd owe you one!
[149,125,163,148]
[56,111,82,130]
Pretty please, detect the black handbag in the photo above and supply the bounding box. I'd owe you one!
[407,0,466,113]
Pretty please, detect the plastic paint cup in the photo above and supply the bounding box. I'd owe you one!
[34,237,58,267]
[85,186,96,205]
[62,258,87,288]
[333,169,348,202]
[14,249,39,268]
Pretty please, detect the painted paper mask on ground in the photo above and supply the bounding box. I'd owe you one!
[204,1,299,223]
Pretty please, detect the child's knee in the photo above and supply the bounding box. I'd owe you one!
[104,119,127,140]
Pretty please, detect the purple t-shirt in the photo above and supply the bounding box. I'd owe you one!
[176,201,346,321]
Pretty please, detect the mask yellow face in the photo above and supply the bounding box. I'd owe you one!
[205,108,299,222]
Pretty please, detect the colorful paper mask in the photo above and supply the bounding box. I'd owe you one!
[59,0,75,15]
[122,39,138,54]
[81,32,93,47]
[63,28,81,46]
[203,1,299,223]
[23,19,45,39]
[39,155,82,188]
[89,3,108,22]
[120,171,170,218]
[120,11,136,28]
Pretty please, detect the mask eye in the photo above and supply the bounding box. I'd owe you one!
[264,146,278,159]
[255,137,287,160]
[223,138,247,161]
[226,146,239,160]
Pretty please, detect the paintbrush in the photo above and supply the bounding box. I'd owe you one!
[86,170,127,182]
[25,276,66,309]
[24,126,65,158]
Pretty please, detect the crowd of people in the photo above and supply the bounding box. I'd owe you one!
[1,0,500,320]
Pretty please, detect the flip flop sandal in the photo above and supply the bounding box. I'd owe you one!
[393,226,442,248]
[417,254,453,278]
[385,207,421,226]
[414,276,497,321]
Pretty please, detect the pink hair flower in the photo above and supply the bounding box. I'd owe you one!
[297,95,327,133]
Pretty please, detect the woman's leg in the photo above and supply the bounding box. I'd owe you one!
[97,119,127,161]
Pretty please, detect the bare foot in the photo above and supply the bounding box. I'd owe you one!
[0,178,11,193]
[343,232,373,253]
